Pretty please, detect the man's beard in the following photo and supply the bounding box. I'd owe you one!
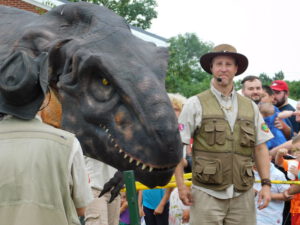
[275,97,286,108]
[252,95,261,104]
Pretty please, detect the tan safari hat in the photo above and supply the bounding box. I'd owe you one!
[200,44,248,76]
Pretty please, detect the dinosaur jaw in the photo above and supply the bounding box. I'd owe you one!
[99,123,179,187]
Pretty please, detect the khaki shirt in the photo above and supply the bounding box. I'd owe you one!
[178,83,273,199]
[2,115,93,208]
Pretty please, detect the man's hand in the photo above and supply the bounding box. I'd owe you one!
[178,185,193,206]
[257,185,271,210]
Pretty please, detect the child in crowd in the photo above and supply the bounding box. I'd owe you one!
[119,192,130,225]
[253,155,290,225]
[275,135,300,225]
[258,102,287,149]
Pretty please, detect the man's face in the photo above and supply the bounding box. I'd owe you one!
[210,55,238,87]
[242,79,263,104]
[273,90,287,108]
[260,90,274,104]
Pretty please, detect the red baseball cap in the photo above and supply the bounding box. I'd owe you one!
[270,80,289,92]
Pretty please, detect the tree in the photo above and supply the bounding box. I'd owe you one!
[258,73,273,85]
[274,70,285,80]
[166,33,213,97]
[68,0,157,29]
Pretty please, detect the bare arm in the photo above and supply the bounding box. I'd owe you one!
[254,143,271,210]
[269,139,293,159]
[274,117,291,140]
[120,200,128,214]
[175,155,192,206]
[154,188,173,215]
[138,190,145,217]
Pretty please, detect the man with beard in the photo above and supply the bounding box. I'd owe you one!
[271,80,299,135]
[241,75,263,104]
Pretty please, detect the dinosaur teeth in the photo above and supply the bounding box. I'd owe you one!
[149,167,153,172]
[136,160,141,166]
[129,157,134,163]
[142,164,147,170]
[105,129,109,133]
[119,149,123,153]
[124,153,128,159]
[111,138,114,143]
[114,144,118,148]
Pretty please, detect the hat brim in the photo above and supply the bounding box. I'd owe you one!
[0,91,45,120]
[270,86,287,92]
[200,52,248,76]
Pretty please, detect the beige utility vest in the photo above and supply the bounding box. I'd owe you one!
[0,117,80,225]
[192,90,256,192]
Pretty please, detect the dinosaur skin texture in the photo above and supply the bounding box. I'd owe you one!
[0,2,182,187]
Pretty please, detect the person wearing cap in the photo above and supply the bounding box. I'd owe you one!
[270,80,300,135]
[241,77,293,140]
[0,51,93,224]
[175,44,273,225]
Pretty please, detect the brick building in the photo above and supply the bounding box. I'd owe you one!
[0,0,66,14]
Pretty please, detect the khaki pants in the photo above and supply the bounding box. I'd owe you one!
[85,188,121,225]
[190,188,256,225]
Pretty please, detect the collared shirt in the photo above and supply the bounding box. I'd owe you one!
[178,82,273,199]
[2,115,93,208]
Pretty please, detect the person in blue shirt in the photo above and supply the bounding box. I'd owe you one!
[258,102,287,149]
[261,85,294,140]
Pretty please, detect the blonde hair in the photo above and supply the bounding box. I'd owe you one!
[168,93,187,112]
[258,102,274,117]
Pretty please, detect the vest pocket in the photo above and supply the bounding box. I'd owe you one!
[241,163,254,186]
[215,124,226,145]
[204,124,215,145]
[194,157,222,184]
[240,122,255,147]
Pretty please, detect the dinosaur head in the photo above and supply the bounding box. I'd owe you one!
[48,36,182,187]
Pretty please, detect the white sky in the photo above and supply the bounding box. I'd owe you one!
[147,0,300,82]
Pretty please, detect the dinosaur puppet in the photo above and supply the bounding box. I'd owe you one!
[0,2,182,187]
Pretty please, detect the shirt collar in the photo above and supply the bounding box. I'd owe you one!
[210,80,236,100]
[2,115,42,121]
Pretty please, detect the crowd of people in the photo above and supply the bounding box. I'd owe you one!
[1,45,300,225]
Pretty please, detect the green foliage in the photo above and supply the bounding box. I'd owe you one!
[68,0,157,29]
[258,73,273,85]
[166,33,213,97]
[287,81,300,100]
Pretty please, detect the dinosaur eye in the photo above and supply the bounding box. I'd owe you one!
[102,78,109,86]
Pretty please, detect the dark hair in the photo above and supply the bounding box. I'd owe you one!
[262,85,274,96]
[241,75,260,85]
